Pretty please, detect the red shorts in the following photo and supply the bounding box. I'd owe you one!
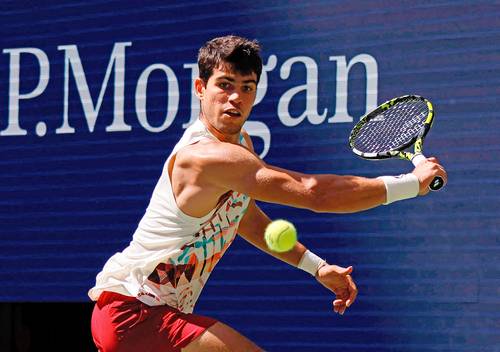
[91,291,217,352]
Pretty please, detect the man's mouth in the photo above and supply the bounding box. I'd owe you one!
[224,109,242,117]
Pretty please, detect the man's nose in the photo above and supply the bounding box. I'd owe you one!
[228,90,242,104]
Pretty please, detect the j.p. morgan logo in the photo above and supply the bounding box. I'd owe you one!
[1,42,379,157]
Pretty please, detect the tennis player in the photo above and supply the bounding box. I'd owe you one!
[89,35,447,352]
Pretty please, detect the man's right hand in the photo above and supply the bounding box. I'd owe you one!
[412,157,448,195]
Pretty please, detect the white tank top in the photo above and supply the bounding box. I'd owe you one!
[88,119,251,313]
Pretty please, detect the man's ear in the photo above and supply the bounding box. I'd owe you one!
[194,78,205,99]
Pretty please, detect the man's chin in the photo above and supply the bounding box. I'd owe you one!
[220,117,246,130]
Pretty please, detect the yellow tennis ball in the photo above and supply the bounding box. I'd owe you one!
[264,219,297,252]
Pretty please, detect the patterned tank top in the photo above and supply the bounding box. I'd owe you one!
[88,119,251,313]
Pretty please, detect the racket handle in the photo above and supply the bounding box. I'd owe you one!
[411,154,444,191]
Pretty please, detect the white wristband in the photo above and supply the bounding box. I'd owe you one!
[298,250,327,276]
[378,173,419,205]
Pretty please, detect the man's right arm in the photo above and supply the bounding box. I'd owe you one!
[193,141,446,213]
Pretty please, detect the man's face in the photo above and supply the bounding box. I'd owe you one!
[196,65,258,137]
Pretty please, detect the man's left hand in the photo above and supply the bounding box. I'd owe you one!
[315,264,358,315]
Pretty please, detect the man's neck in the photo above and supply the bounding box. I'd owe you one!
[199,114,240,144]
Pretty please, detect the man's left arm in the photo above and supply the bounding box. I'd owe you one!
[237,200,358,315]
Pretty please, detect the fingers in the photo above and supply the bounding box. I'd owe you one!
[320,264,358,315]
[333,299,345,315]
[428,163,448,190]
[332,273,358,315]
[345,275,358,307]
[427,157,447,184]
[437,164,448,186]
[339,265,353,276]
[340,267,357,308]
[413,156,448,193]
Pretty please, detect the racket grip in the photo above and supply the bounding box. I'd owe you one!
[411,154,427,166]
[411,154,444,191]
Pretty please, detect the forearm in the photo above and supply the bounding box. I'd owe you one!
[307,173,424,212]
[303,173,387,213]
[261,163,386,213]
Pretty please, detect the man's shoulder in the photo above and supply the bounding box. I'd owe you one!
[176,138,255,170]
[176,139,229,165]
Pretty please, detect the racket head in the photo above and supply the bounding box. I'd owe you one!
[349,95,434,160]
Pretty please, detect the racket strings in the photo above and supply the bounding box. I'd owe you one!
[352,98,428,153]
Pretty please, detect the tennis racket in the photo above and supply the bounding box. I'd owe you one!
[349,94,444,191]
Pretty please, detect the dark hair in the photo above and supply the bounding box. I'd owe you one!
[198,35,262,83]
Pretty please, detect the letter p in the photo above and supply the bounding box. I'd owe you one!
[2,48,49,136]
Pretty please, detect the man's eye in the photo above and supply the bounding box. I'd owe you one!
[218,82,230,89]
[243,86,255,92]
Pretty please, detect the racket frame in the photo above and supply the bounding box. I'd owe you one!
[349,94,444,191]
[349,94,434,162]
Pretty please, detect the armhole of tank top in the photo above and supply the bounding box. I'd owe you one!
[164,141,216,223]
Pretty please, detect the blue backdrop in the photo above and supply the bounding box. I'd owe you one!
[1,1,499,351]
